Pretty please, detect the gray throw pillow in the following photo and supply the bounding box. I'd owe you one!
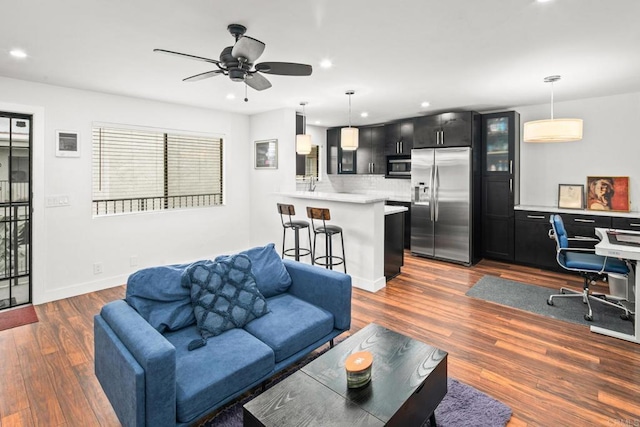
[182,254,268,347]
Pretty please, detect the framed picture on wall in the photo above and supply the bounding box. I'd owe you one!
[55,130,80,157]
[255,139,278,169]
[558,184,584,209]
[586,176,630,212]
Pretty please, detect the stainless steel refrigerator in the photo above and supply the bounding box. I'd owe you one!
[411,147,472,264]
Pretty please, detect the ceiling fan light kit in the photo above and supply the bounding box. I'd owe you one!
[523,75,583,143]
[341,90,359,151]
[296,102,312,155]
[154,23,312,95]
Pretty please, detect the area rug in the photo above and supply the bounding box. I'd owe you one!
[200,349,511,427]
[0,304,39,332]
[467,275,634,335]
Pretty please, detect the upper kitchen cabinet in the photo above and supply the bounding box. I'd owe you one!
[384,120,414,155]
[481,110,520,261]
[326,127,356,174]
[413,111,476,148]
[357,125,385,174]
[295,114,305,175]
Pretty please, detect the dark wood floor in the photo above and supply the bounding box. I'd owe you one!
[1,255,638,426]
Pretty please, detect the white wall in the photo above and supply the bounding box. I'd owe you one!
[248,108,297,247]
[515,91,640,211]
[0,76,252,304]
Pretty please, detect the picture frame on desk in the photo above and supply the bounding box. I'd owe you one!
[586,176,630,212]
[558,184,584,209]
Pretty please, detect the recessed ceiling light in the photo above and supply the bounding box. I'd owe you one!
[421,101,430,108]
[360,112,368,118]
[536,0,553,3]
[9,49,27,59]
[320,59,332,69]
[314,120,321,125]
[226,93,235,100]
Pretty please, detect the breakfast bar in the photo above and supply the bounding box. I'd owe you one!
[278,191,395,292]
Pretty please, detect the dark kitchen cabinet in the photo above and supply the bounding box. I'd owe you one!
[515,210,558,270]
[413,112,476,148]
[326,127,356,174]
[481,111,520,261]
[385,120,414,155]
[385,201,411,250]
[357,125,385,174]
[295,114,305,175]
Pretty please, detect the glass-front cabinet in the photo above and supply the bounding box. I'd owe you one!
[481,111,520,262]
[485,116,511,173]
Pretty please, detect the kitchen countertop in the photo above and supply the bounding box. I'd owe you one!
[279,191,388,204]
[515,204,640,218]
[384,205,408,215]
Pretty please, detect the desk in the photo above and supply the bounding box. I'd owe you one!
[594,228,639,343]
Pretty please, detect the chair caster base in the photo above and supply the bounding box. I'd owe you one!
[584,314,593,321]
[621,314,630,321]
[547,299,554,306]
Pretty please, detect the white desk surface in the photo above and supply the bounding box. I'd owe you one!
[593,228,639,344]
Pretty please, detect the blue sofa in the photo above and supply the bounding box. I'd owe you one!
[94,246,351,427]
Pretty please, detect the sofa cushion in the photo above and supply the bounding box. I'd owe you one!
[163,326,275,423]
[244,294,334,362]
[126,262,196,333]
[182,254,268,341]
[216,243,292,298]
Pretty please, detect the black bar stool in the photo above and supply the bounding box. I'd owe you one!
[277,203,313,262]
[306,207,346,273]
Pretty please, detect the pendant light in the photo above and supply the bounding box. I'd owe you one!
[341,90,359,151]
[296,102,312,155]
[523,75,583,143]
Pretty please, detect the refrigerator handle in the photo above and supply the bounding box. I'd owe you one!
[428,166,435,221]
[434,165,440,221]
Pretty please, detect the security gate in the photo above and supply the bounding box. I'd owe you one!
[0,112,32,309]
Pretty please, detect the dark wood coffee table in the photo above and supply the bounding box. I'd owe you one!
[243,323,448,426]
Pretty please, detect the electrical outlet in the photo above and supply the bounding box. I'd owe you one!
[93,262,103,275]
[130,256,138,267]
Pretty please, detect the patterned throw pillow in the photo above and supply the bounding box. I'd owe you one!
[182,254,268,349]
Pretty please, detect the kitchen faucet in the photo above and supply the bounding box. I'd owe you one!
[307,175,316,192]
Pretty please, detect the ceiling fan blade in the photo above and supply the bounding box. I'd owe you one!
[245,73,272,91]
[231,36,266,63]
[183,70,224,82]
[255,62,312,76]
[154,49,220,65]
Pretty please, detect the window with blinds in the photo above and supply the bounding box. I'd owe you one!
[92,126,223,216]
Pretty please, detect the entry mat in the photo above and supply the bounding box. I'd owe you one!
[467,275,634,336]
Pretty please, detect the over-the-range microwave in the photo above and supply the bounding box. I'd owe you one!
[385,155,411,178]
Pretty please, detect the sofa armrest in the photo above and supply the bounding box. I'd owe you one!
[283,260,352,331]
[96,299,176,427]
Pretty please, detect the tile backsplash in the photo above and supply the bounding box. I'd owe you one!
[296,175,411,202]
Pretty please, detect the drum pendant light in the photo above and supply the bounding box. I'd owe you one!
[341,90,359,151]
[523,75,583,143]
[296,102,312,155]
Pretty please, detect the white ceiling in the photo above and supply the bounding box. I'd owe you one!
[2,0,639,127]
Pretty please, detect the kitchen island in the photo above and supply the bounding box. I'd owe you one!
[278,191,396,292]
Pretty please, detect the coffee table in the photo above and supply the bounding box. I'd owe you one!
[243,323,448,426]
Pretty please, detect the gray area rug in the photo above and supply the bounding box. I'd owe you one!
[467,275,634,335]
[201,348,511,427]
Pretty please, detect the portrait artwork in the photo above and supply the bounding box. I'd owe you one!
[586,176,630,212]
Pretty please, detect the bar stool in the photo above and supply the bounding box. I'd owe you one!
[277,203,313,262]
[306,207,346,273]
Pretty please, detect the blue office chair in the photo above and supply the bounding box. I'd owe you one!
[547,214,631,321]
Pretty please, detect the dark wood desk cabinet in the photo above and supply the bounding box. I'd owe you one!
[514,210,615,271]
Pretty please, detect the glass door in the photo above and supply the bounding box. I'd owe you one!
[0,112,32,310]
[485,116,510,173]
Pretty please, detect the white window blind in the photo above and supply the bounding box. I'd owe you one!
[92,126,223,216]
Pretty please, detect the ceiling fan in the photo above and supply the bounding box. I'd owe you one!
[154,24,312,94]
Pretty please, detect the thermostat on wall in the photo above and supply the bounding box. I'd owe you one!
[55,130,80,157]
